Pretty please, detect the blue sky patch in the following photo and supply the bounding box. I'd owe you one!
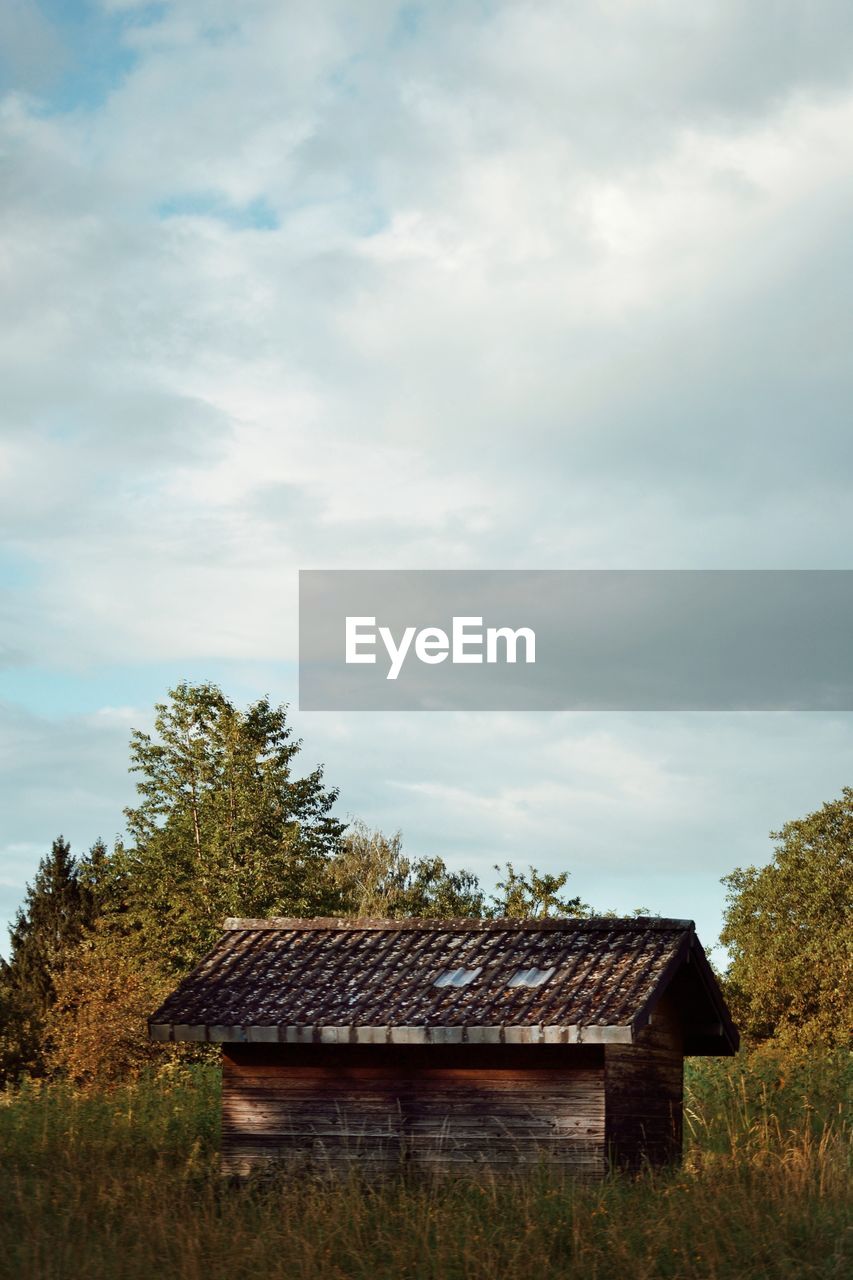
[0,660,299,721]
[0,1,168,113]
[157,192,280,231]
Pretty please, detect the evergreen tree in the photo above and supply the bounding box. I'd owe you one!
[7,837,86,1015]
[0,958,22,1081]
[78,837,113,901]
[1,836,99,1078]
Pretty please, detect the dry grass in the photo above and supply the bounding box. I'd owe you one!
[0,1048,849,1280]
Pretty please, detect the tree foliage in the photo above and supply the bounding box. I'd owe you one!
[1,837,102,1079]
[721,788,853,1047]
[121,682,346,970]
[44,924,175,1085]
[489,863,590,919]
[327,829,591,921]
[2,683,601,1085]
[327,823,485,918]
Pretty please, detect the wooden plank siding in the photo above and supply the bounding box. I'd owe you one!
[604,995,684,1170]
[222,1044,606,1176]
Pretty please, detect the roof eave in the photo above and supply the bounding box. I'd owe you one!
[148,1022,635,1046]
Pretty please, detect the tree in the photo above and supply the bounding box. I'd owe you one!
[328,822,485,918]
[489,863,590,919]
[44,924,174,1085]
[0,959,25,1083]
[327,826,596,921]
[121,682,346,971]
[7,836,84,1015]
[720,787,853,1047]
[77,837,113,901]
[1,836,103,1079]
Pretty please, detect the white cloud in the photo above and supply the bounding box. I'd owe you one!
[291,706,853,946]
[2,2,853,948]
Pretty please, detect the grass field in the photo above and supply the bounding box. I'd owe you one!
[1,1048,850,1280]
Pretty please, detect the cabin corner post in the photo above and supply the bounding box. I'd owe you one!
[603,995,685,1171]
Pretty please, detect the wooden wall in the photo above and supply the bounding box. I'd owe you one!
[221,1044,606,1176]
[604,995,684,1170]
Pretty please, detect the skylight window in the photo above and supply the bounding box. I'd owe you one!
[433,966,482,988]
[507,966,555,988]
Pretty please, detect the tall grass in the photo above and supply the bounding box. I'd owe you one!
[1,1050,849,1280]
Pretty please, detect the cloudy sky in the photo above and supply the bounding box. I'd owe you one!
[2,0,853,958]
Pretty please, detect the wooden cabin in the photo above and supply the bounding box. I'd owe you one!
[149,916,737,1176]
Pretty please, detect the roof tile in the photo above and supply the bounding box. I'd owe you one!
[151,916,695,1030]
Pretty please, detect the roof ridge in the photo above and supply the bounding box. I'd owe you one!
[223,916,694,932]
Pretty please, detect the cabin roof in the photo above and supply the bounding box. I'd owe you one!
[149,916,738,1054]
